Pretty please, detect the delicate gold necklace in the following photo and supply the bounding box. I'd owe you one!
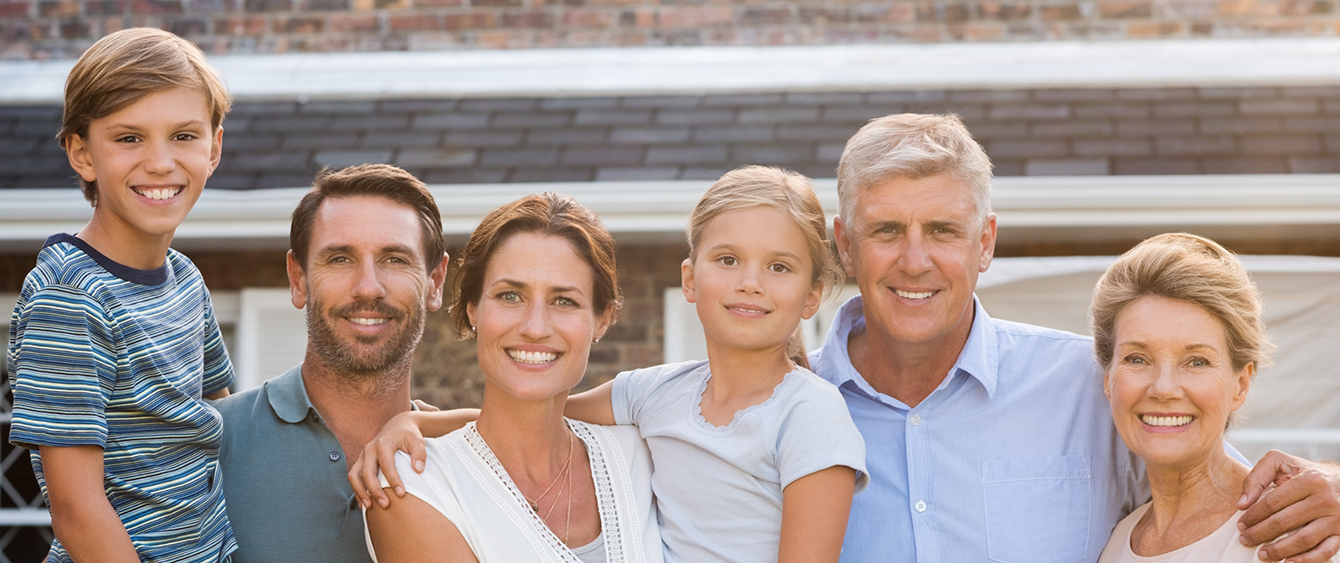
[562,435,574,545]
[523,429,573,513]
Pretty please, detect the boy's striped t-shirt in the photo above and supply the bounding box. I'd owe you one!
[7,234,237,563]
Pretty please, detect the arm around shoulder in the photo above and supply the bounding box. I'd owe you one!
[351,409,480,510]
[565,380,617,425]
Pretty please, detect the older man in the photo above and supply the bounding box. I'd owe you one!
[813,113,1340,562]
[215,164,448,563]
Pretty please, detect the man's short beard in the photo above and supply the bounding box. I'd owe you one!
[305,291,426,383]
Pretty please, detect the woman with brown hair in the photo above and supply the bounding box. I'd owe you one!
[363,192,661,563]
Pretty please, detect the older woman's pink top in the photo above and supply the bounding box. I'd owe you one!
[1098,502,1339,563]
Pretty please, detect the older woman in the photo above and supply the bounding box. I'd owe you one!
[364,193,662,563]
[1092,233,1320,562]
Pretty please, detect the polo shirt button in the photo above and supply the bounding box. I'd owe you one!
[329,451,341,462]
[909,414,922,427]
[915,500,927,513]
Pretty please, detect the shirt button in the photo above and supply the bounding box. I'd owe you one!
[909,414,922,427]
[329,451,341,462]
[915,500,927,513]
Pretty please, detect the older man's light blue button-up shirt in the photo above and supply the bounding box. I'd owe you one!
[811,296,1146,563]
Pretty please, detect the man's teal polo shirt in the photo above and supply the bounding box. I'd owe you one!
[214,365,373,563]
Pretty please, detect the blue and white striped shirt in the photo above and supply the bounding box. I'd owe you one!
[8,234,237,563]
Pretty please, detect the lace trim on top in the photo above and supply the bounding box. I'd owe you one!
[463,421,624,562]
[692,366,800,433]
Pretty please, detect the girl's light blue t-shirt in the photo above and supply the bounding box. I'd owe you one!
[611,360,868,563]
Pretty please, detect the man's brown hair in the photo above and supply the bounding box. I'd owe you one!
[58,27,231,205]
[290,164,447,272]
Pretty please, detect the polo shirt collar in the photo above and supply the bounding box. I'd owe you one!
[264,363,421,423]
[266,364,317,424]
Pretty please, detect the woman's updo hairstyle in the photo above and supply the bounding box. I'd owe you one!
[450,192,621,340]
[1090,233,1274,374]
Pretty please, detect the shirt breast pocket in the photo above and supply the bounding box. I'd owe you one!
[982,455,1091,563]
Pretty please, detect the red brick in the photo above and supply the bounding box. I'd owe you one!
[274,16,323,33]
[388,13,441,30]
[215,15,267,35]
[167,17,208,36]
[0,2,31,17]
[501,10,553,28]
[1039,4,1083,20]
[962,22,1006,39]
[444,12,494,29]
[411,0,461,7]
[561,8,615,27]
[1128,21,1185,36]
[977,2,1031,20]
[58,19,91,38]
[327,13,378,31]
[1218,0,1279,16]
[739,7,792,25]
[657,6,732,27]
[38,0,78,17]
[133,0,182,13]
[1098,1,1152,18]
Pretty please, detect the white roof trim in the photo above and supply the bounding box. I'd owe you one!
[3,39,1340,103]
[1,174,1338,252]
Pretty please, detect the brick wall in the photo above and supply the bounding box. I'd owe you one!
[6,86,1340,190]
[3,0,1340,60]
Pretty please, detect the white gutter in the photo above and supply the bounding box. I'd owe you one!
[3,39,1340,104]
[1,174,1338,252]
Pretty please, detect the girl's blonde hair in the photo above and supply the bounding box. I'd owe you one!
[687,165,844,368]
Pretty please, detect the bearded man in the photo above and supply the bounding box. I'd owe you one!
[215,164,448,563]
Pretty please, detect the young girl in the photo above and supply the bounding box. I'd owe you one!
[353,166,867,563]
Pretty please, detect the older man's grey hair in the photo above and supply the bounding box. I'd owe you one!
[835,113,994,222]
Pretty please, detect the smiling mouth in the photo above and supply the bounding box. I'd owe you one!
[894,289,937,300]
[348,317,389,326]
[134,187,182,201]
[1141,414,1194,427]
[508,349,558,365]
[727,305,768,315]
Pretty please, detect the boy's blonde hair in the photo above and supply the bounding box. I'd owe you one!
[58,28,232,205]
[687,166,843,368]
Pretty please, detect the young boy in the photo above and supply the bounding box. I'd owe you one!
[7,28,237,562]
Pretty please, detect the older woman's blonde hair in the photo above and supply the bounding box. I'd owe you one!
[1090,233,1274,374]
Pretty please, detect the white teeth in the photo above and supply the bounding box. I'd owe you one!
[508,350,558,364]
[895,289,935,300]
[136,187,180,201]
[348,317,388,326]
[1141,415,1194,427]
[728,306,766,314]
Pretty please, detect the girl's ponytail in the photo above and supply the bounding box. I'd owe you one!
[787,326,810,370]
